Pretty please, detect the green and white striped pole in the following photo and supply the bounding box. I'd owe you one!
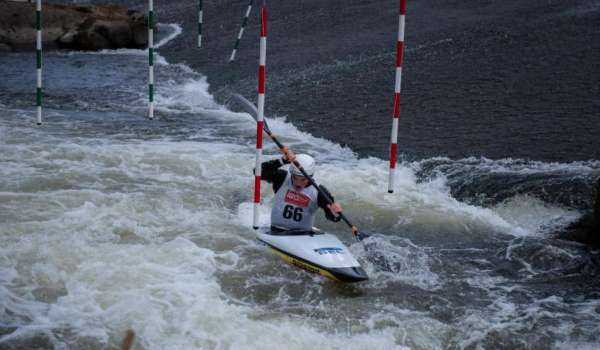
[229,0,253,62]
[197,0,203,47]
[148,0,155,120]
[36,0,42,125]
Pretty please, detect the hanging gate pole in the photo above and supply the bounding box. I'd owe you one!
[148,0,155,120]
[253,5,268,229]
[197,0,203,47]
[36,0,43,125]
[229,0,253,62]
[388,0,407,193]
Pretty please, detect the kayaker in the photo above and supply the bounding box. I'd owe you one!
[259,150,343,232]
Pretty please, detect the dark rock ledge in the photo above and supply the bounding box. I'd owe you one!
[0,0,147,51]
[561,178,600,248]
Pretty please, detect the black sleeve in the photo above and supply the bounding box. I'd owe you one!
[317,185,341,222]
[256,158,288,193]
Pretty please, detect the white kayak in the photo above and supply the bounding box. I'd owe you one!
[257,228,369,283]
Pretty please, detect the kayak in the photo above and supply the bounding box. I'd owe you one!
[257,228,369,283]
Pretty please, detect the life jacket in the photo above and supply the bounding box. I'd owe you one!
[270,172,319,231]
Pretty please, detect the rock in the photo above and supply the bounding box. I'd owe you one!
[57,18,130,50]
[559,177,600,248]
[0,0,147,51]
[0,43,11,52]
[57,14,148,50]
[129,10,148,46]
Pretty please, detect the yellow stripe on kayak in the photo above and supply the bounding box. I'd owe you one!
[269,247,342,282]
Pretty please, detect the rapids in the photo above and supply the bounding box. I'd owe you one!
[1,23,599,350]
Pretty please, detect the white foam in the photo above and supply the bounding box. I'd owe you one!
[364,304,451,350]
[153,77,220,114]
[237,202,272,228]
[315,158,527,236]
[492,195,581,236]
[353,235,441,290]
[0,125,413,347]
[0,235,407,349]
[422,156,600,176]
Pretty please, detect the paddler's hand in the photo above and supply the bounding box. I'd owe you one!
[282,148,296,163]
[327,202,343,216]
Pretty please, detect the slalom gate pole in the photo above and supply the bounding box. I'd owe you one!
[148,0,155,120]
[36,0,42,125]
[197,0,203,47]
[388,0,407,193]
[252,5,267,230]
[229,0,253,62]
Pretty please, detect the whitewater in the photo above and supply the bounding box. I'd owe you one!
[1,24,600,350]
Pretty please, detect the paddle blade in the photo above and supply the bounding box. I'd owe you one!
[232,93,258,119]
[357,231,371,241]
[232,93,272,133]
[348,223,370,241]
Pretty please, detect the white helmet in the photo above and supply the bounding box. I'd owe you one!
[290,154,315,177]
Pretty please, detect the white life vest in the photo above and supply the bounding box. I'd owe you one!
[270,172,319,230]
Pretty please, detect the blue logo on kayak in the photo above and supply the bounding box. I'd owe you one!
[314,247,343,255]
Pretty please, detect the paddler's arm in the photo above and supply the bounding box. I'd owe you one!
[256,158,288,192]
[317,185,342,222]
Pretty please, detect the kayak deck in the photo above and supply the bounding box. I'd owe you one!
[257,228,368,283]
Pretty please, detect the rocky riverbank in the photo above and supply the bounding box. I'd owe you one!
[0,0,147,51]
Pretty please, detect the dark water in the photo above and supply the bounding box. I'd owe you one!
[1,1,600,349]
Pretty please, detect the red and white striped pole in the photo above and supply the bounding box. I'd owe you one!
[388,0,407,193]
[253,5,267,229]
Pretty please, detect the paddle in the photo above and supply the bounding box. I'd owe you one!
[232,93,370,241]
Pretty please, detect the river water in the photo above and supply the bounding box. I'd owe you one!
[1,25,600,350]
